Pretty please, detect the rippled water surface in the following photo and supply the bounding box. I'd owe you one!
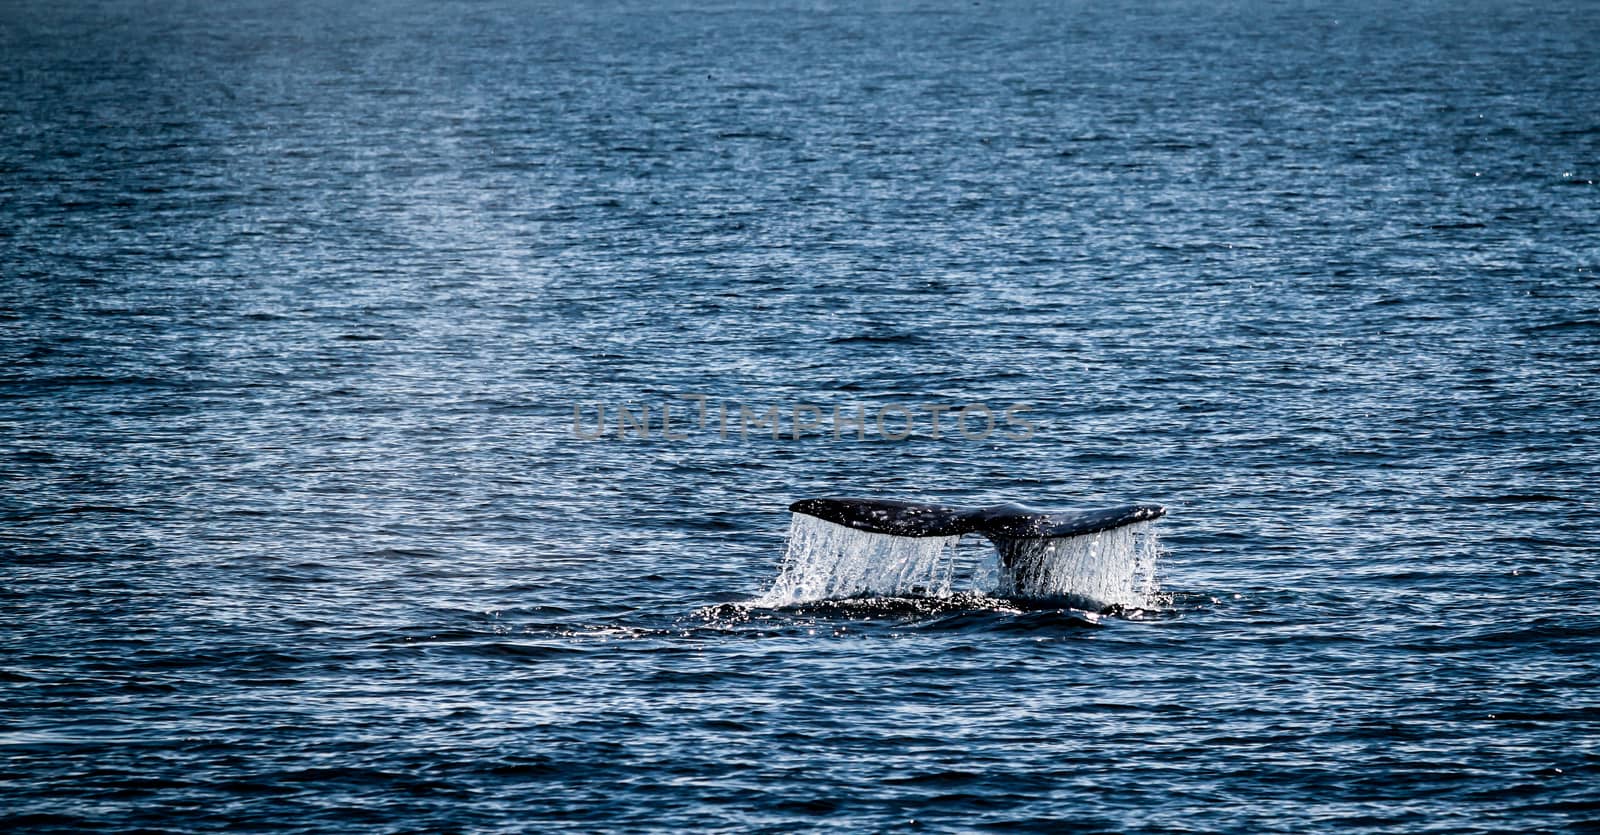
[3,0,1599,831]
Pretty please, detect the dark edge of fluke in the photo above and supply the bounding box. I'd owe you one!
[788,497,1167,540]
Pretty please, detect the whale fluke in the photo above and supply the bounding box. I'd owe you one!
[787,497,969,537]
[787,498,1166,540]
[774,497,1168,607]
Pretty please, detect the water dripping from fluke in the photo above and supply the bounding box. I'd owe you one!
[754,516,963,607]
[755,498,1168,614]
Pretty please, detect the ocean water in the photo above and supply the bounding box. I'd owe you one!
[3,0,1598,831]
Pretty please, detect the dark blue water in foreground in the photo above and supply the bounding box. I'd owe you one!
[4,0,1599,831]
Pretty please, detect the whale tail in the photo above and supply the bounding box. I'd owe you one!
[781,497,1167,606]
[787,497,1165,540]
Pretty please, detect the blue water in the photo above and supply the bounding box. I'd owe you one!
[4,0,1599,831]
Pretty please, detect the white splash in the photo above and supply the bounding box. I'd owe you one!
[992,522,1162,609]
[755,514,961,607]
[757,514,1162,610]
